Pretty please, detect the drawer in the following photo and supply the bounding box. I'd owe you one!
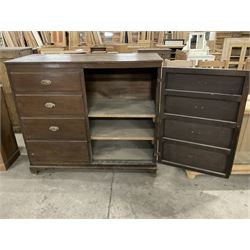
[10,69,83,92]
[166,73,244,94]
[165,96,239,121]
[21,118,88,140]
[161,140,228,173]
[26,141,90,165]
[16,94,85,116]
[163,117,233,148]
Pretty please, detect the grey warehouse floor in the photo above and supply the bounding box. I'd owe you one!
[0,134,249,219]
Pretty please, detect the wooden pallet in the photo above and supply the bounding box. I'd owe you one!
[186,165,250,179]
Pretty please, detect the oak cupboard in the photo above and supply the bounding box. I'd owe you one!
[5,53,249,178]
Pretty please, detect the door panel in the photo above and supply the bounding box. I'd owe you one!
[165,96,239,121]
[166,73,244,94]
[161,140,228,175]
[163,116,234,148]
[159,68,249,178]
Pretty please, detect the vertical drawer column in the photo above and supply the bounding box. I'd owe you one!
[7,64,91,166]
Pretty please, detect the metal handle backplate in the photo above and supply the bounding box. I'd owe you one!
[49,126,59,132]
[41,79,52,86]
[44,102,56,109]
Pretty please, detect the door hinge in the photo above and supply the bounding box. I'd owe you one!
[157,78,162,84]
[154,152,160,160]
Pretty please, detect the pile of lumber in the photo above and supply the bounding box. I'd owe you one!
[68,31,166,49]
[171,31,189,42]
[0,31,67,48]
[1,31,167,49]
[127,31,165,45]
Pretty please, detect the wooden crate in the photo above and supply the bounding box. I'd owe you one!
[0,47,33,132]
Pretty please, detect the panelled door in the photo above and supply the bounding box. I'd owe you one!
[158,67,249,178]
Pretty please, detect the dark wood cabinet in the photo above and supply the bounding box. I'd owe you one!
[5,53,249,178]
[0,86,20,171]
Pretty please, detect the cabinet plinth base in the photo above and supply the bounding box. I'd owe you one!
[28,164,157,174]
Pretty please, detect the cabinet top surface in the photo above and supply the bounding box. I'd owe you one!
[5,53,163,65]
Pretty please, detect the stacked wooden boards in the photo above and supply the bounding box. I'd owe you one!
[68,32,166,50]
[0,31,64,48]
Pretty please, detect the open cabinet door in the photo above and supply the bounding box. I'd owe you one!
[158,67,249,178]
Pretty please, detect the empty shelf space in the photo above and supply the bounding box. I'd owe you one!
[90,119,154,140]
[88,99,155,118]
[92,141,154,161]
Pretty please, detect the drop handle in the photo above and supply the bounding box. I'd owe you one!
[49,126,59,132]
[41,79,52,86]
[44,102,56,109]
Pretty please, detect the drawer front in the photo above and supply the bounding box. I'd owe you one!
[16,95,85,116]
[166,73,244,94]
[21,118,87,140]
[161,140,228,173]
[163,117,234,148]
[26,141,90,165]
[165,96,239,121]
[10,70,83,92]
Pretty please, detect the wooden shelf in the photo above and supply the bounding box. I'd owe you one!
[92,141,154,161]
[88,99,155,118]
[90,119,154,140]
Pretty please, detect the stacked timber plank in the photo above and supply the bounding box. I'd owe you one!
[0,31,52,48]
[127,31,165,45]
[50,31,67,47]
[171,31,189,42]
[1,31,167,50]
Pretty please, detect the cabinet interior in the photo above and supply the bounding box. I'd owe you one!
[84,68,158,162]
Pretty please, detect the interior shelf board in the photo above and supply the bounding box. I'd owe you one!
[92,141,154,161]
[90,119,154,140]
[88,99,155,118]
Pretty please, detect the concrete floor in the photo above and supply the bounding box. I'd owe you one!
[0,135,249,219]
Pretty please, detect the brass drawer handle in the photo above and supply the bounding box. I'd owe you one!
[41,79,52,86]
[44,102,56,109]
[49,126,59,132]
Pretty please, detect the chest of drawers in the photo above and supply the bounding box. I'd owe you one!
[5,53,249,178]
